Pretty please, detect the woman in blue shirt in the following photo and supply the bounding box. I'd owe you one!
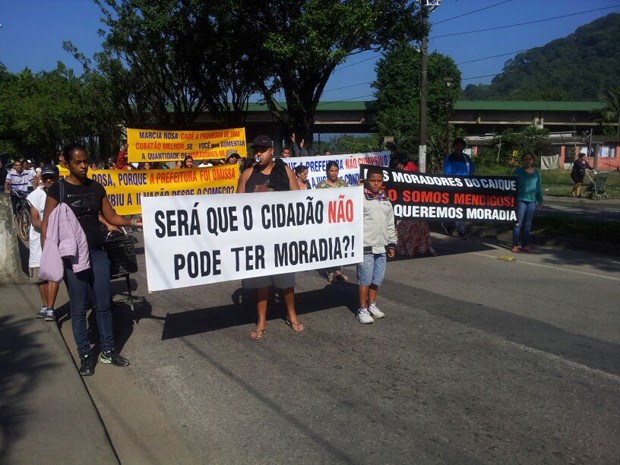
[512,152,543,253]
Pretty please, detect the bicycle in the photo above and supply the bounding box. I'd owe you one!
[11,190,32,242]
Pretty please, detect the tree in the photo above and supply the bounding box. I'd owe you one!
[476,127,552,168]
[0,64,95,158]
[237,0,422,147]
[92,0,213,129]
[328,134,381,154]
[372,45,460,170]
[597,87,620,138]
[87,1,423,142]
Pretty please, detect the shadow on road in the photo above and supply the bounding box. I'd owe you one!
[379,277,620,377]
[0,315,54,463]
[55,275,152,355]
[161,283,359,340]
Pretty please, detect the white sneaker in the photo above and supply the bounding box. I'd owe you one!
[356,308,374,324]
[367,303,385,319]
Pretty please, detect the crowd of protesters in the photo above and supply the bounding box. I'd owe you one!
[1,134,551,375]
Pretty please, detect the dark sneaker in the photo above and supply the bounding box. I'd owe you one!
[99,350,130,367]
[79,353,96,376]
[44,308,56,322]
[458,232,467,240]
[36,306,48,319]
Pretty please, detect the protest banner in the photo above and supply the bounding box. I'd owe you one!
[141,187,363,291]
[127,128,247,163]
[282,152,390,188]
[360,165,518,222]
[58,165,239,216]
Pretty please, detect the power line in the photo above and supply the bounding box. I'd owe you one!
[332,0,515,73]
[334,54,379,72]
[326,48,534,93]
[318,94,375,106]
[433,0,513,25]
[327,48,536,93]
[461,73,501,82]
[333,0,519,73]
[431,5,620,39]
[323,81,371,93]
[461,57,572,82]
[457,49,528,65]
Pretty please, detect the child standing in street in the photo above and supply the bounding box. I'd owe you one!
[356,166,397,324]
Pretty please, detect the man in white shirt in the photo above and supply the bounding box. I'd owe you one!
[4,159,36,214]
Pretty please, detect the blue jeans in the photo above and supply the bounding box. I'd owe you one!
[357,253,387,287]
[64,247,115,358]
[512,201,537,247]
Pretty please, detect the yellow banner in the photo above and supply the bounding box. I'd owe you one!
[127,128,247,162]
[58,166,239,216]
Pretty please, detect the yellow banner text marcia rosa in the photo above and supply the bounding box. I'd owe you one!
[127,127,247,162]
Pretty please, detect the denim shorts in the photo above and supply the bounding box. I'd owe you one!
[357,253,387,287]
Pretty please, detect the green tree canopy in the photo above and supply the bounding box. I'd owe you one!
[597,87,620,138]
[476,126,553,168]
[327,134,381,154]
[239,0,423,146]
[87,0,423,144]
[0,64,100,159]
[372,45,460,168]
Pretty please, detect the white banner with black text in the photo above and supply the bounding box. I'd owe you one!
[142,187,364,291]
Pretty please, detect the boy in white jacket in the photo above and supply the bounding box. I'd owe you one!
[356,166,397,324]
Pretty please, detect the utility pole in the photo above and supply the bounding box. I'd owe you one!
[417,0,440,173]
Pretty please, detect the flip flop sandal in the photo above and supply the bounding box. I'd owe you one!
[285,319,305,333]
[250,328,266,340]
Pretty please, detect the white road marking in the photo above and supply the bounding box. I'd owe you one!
[505,340,620,384]
[473,250,620,281]
[437,243,620,282]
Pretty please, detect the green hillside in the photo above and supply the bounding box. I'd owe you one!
[462,13,620,101]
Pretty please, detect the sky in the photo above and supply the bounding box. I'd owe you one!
[1,0,619,103]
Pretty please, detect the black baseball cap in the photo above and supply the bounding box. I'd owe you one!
[250,135,273,148]
[40,164,59,177]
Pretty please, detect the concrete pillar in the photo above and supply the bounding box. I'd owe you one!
[0,196,28,284]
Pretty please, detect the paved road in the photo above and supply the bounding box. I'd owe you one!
[540,196,620,222]
[55,231,620,465]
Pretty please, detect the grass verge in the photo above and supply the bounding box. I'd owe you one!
[477,167,620,198]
